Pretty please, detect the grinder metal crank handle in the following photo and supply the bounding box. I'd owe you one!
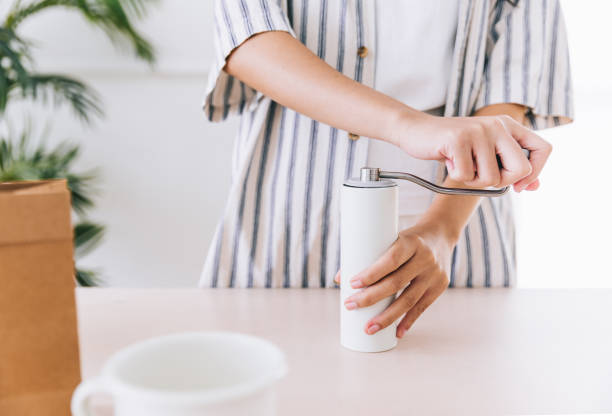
[362,149,531,197]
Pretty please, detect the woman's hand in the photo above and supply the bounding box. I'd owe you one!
[226,33,550,193]
[334,221,454,338]
[390,111,552,192]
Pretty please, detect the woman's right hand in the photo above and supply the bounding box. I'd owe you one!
[225,32,550,191]
[390,112,552,192]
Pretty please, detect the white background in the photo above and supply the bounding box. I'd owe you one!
[3,0,611,288]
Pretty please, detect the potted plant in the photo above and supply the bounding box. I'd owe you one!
[0,0,157,285]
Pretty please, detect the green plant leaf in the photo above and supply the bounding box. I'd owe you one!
[75,267,102,287]
[0,129,101,214]
[4,0,158,63]
[0,27,32,113]
[65,171,98,215]
[0,28,103,121]
[25,74,103,122]
[74,221,105,258]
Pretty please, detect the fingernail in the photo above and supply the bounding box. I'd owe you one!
[397,328,405,339]
[366,324,381,335]
[344,301,357,310]
[350,278,363,289]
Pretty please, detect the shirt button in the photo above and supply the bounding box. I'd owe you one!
[348,132,360,140]
[357,46,368,58]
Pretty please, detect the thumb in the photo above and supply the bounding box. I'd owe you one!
[334,270,341,285]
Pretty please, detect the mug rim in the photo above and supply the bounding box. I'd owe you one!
[100,331,288,406]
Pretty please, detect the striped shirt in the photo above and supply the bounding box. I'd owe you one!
[200,0,573,288]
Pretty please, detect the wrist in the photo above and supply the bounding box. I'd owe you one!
[414,213,463,248]
[422,177,483,244]
[385,106,432,148]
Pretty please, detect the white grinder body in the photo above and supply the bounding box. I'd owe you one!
[340,179,398,353]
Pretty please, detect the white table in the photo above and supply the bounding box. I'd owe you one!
[76,288,612,415]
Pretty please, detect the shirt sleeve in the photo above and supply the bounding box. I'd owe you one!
[203,0,296,122]
[474,0,574,130]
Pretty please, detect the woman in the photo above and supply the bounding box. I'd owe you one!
[200,0,572,338]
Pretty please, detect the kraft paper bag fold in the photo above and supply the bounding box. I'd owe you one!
[0,180,81,416]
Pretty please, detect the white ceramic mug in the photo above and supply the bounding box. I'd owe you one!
[71,332,287,416]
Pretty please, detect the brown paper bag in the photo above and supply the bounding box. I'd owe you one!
[0,180,81,415]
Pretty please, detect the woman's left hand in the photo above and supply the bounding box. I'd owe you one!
[334,221,454,338]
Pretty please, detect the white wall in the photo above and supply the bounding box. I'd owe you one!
[515,0,612,288]
[5,1,611,287]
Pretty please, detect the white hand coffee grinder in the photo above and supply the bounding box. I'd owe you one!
[341,165,516,352]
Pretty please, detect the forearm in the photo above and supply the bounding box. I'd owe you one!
[227,32,547,189]
[224,31,426,144]
[417,104,527,243]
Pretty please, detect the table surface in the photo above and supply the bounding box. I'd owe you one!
[76,288,612,415]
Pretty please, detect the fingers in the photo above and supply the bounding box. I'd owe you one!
[490,117,532,186]
[495,137,531,186]
[349,234,419,289]
[334,270,340,285]
[396,282,445,338]
[443,117,532,188]
[524,179,540,191]
[344,254,427,310]
[439,116,550,190]
[363,276,430,335]
[512,138,552,191]
[468,139,500,188]
[341,230,449,337]
[446,140,476,183]
[500,116,552,190]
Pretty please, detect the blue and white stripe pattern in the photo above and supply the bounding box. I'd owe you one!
[201,0,573,288]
